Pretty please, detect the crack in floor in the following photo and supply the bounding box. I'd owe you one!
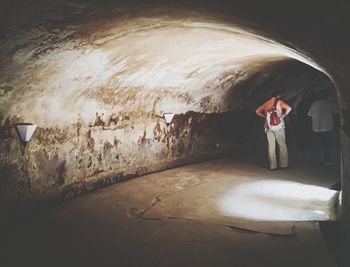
[138,196,162,218]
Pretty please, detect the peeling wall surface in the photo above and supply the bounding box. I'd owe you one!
[0,0,350,220]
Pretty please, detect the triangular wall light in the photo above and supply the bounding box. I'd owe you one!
[16,123,37,144]
[163,113,175,126]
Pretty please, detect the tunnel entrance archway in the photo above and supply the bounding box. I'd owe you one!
[217,57,341,165]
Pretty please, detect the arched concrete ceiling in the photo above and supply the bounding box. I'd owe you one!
[1,0,344,127]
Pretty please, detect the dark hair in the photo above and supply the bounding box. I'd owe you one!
[272,89,283,98]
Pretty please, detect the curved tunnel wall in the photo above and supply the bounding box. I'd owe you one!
[0,0,347,226]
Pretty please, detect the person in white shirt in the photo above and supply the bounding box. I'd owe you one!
[308,93,339,164]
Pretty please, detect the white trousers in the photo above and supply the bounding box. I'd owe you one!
[266,128,288,169]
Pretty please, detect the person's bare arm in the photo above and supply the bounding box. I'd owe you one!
[256,105,266,118]
[281,101,292,117]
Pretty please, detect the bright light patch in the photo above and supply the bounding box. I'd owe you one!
[218,179,339,221]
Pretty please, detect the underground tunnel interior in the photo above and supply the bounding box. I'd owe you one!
[1,0,350,266]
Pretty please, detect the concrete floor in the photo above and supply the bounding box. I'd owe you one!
[2,157,340,267]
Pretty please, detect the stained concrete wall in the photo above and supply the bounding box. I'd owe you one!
[0,56,332,222]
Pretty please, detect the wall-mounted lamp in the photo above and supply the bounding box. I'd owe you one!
[163,113,175,126]
[16,123,37,145]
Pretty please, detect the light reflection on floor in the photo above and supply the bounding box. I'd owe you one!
[218,179,339,221]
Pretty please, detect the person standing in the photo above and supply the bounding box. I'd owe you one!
[308,94,339,164]
[256,95,292,170]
